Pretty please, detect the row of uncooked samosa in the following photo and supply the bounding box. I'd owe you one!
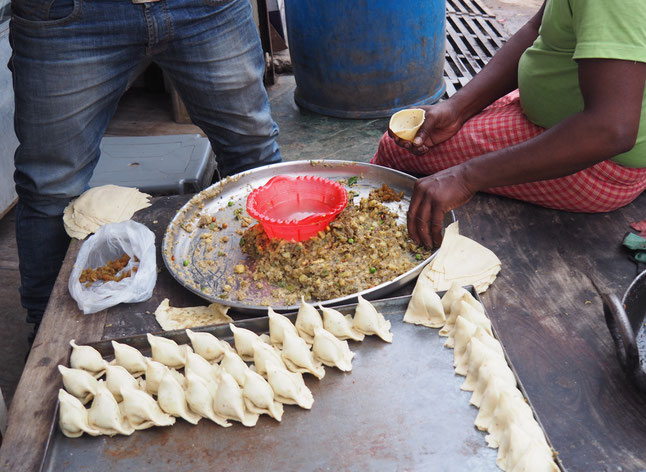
[57,295,393,438]
[403,276,559,472]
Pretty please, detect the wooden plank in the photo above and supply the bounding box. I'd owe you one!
[460,192,646,471]
[0,239,107,472]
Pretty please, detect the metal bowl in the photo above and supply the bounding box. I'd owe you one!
[162,160,455,314]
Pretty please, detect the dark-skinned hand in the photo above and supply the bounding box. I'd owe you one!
[407,164,476,248]
[389,100,464,155]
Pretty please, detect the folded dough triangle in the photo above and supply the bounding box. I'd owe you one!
[422,221,501,293]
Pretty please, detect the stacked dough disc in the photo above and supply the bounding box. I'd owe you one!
[403,281,559,472]
[422,221,501,294]
[63,185,151,239]
[57,295,393,437]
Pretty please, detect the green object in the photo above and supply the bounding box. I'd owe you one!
[415,254,422,260]
[348,176,358,186]
[623,232,646,262]
[347,238,354,244]
[518,0,646,168]
[183,259,189,266]
[227,200,234,207]
[369,267,376,274]
[623,232,646,250]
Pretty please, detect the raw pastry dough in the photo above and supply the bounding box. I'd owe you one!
[88,380,135,436]
[242,370,284,421]
[120,384,176,430]
[154,298,232,331]
[252,339,286,377]
[63,185,151,239]
[320,305,364,341]
[474,376,524,432]
[143,359,169,396]
[69,340,108,378]
[312,327,354,372]
[184,373,230,427]
[353,295,393,343]
[265,359,314,409]
[441,282,470,314]
[105,364,140,402]
[461,337,506,392]
[186,328,232,362]
[268,307,299,347]
[295,297,323,344]
[58,389,101,438]
[403,274,446,328]
[444,300,492,348]
[508,440,559,472]
[58,365,98,405]
[281,329,326,379]
[157,371,201,425]
[147,333,192,368]
[421,221,501,293]
[229,323,263,361]
[452,316,479,375]
[212,371,259,427]
[389,108,425,141]
[496,423,554,472]
[220,350,251,387]
[439,292,484,337]
[469,356,517,408]
[486,391,547,449]
[185,351,219,384]
[111,340,147,377]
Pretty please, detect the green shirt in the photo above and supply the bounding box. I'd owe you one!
[518,0,646,168]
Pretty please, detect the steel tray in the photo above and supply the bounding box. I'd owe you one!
[40,291,563,472]
[161,160,455,314]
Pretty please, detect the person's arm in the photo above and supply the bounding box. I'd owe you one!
[393,2,546,153]
[408,58,646,247]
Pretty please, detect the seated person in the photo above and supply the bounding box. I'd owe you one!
[371,0,646,248]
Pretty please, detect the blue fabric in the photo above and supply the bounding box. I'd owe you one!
[9,0,281,322]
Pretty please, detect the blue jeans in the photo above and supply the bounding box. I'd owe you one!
[10,0,281,323]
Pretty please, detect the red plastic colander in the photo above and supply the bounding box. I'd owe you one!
[246,175,348,242]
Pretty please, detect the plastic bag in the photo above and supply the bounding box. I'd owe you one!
[69,220,157,314]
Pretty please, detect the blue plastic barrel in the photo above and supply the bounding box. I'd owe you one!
[283,0,446,119]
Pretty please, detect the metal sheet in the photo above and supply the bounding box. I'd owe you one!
[40,292,562,472]
[161,160,455,314]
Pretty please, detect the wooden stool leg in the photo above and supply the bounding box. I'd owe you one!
[163,73,192,125]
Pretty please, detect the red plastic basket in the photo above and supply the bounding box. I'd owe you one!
[246,175,348,242]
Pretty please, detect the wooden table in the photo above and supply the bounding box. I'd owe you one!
[2,192,646,471]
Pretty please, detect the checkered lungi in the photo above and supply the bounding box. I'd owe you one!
[371,90,646,212]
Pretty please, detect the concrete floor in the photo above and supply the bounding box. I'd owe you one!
[0,0,538,410]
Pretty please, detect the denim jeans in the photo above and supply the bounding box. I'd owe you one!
[9,0,281,323]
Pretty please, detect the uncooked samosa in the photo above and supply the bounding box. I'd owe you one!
[69,340,108,378]
[157,371,201,425]
[268,307,299,347]
[320,305,364,341]
[281,328,326,379]
[403,274,446,328]
[147,333,192,368]
[88,380,135,436]
[58,365,98,405]
[295,297,323,344]
[120,384,176,430]
[353,295,393,343]
[186,328,232,362]
[312,327,354,372]
[58,389,101,438]
[111,340,147,377]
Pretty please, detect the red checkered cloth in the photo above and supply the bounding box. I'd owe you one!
[371,90,646,212]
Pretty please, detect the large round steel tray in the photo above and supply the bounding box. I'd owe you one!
[162,160,455,314]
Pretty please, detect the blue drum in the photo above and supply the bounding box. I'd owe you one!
[284,0,446,118]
